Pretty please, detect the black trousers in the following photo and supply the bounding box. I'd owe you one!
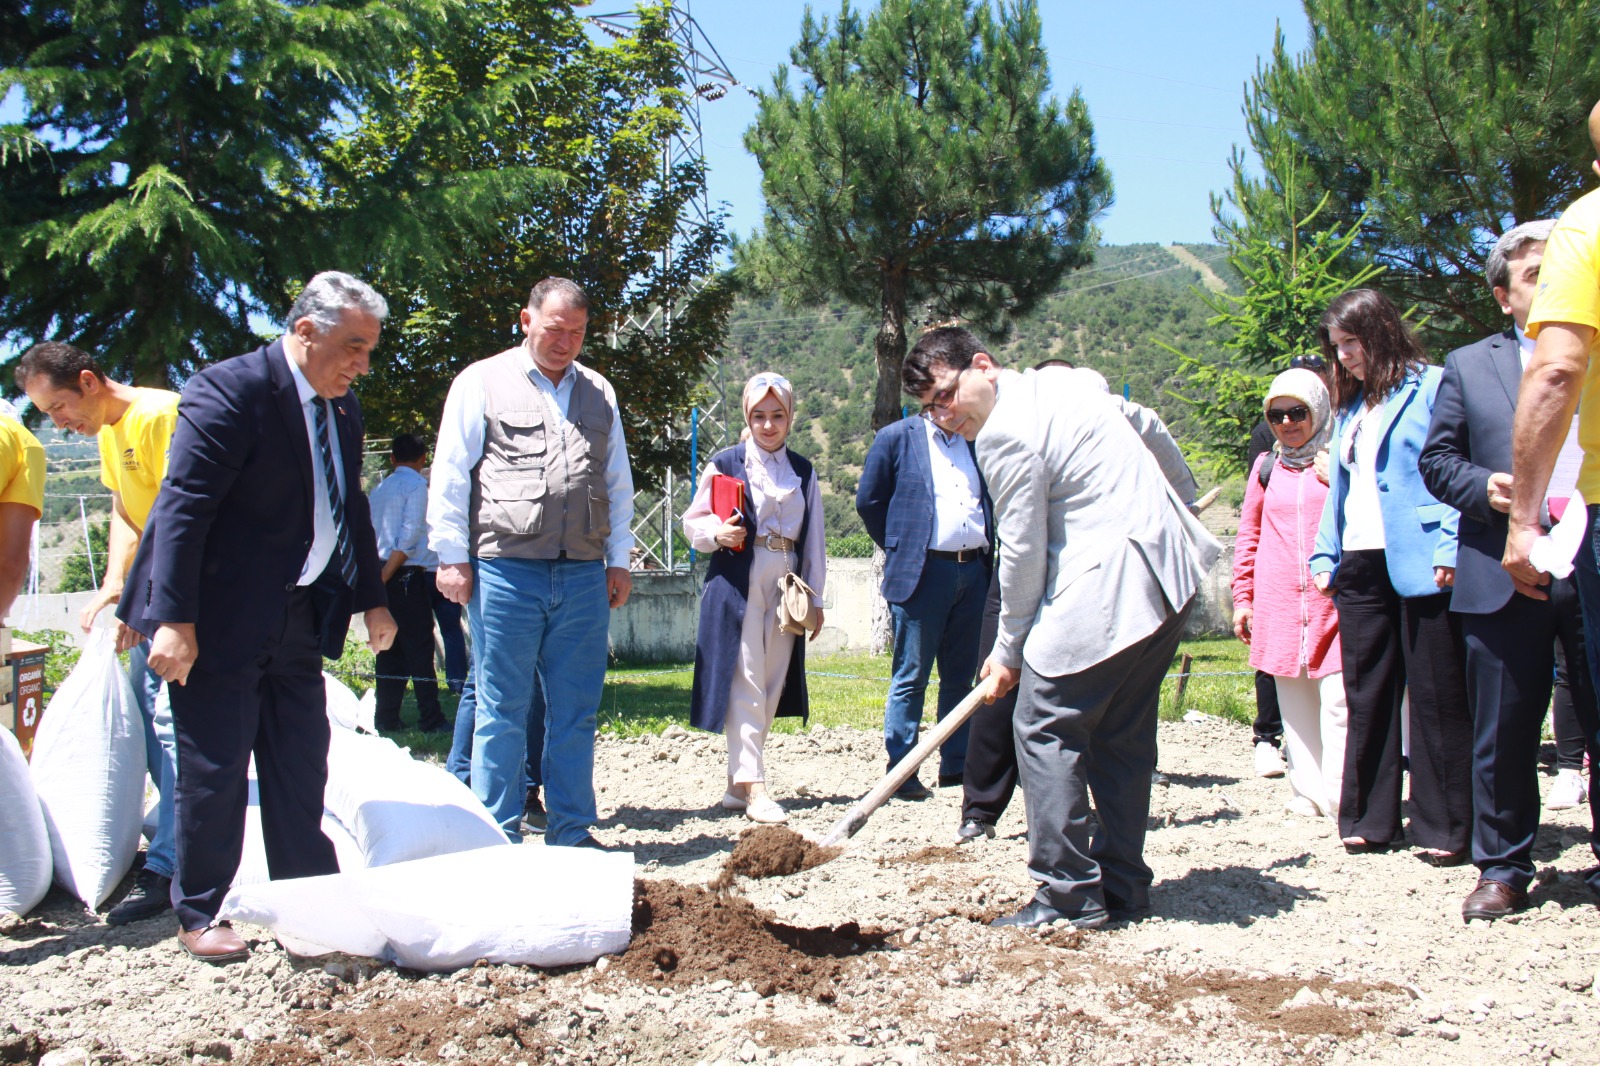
[1462,576,1600,890]
[1253,670,1283,746]
[1335,550,1473,852]
[375,567,445,731]
[169,587,338,930]
[960,567,1020,825]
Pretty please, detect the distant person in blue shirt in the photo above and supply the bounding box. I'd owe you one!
[368,433,449,733]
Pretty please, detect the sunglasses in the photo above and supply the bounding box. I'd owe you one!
[748,372,792,393]
[1266,405,1311,425]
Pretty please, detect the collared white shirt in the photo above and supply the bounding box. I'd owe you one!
[282,345,345,585]
[921,416,987,552]
[428,349,635,568]
[369,465,438,570]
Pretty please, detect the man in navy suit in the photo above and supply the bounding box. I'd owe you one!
[118,271,397,962]
[1420,221,1600,922]
[856,409,992,800]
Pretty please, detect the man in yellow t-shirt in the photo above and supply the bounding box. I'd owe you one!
[16,341,180,926]
[0,412,45,622]
[1505,99,1600,911]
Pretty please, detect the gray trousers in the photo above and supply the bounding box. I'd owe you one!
[1015,596,1194,919]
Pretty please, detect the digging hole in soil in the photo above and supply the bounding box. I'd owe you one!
[620,879,892,1001]
[709,825,840,890]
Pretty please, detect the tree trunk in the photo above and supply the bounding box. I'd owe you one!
[871,275,909,431]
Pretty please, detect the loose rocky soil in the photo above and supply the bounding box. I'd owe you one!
[4,713,1598,1065]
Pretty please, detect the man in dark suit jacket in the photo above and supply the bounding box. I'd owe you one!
[1420,221,1600,922]
[856,411,993,799]
[118,271,397,962]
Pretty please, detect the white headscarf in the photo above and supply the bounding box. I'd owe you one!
[1264,368,1331,470]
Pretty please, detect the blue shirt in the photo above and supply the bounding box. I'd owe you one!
[369,465,438,570]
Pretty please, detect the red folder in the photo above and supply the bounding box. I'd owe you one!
[710,474,745,551]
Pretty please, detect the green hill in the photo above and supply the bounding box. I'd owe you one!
[715,243,1237,536]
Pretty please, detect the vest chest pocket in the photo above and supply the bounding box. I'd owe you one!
[496,410,547,460]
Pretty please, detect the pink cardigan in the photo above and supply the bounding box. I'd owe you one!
[1232,453,1341,678]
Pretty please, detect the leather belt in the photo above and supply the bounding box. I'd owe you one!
[758,533,795,552]
[929,547,987,563]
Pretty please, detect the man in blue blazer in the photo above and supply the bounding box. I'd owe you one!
[1420,221,1600,922]
[856,408,993,798]
[118,272,397,962]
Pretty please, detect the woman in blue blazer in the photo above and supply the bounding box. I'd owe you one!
[1309,289,1471,863]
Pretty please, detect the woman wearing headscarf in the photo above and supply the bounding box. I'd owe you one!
[1233,368,1346,819]
[683,373,826,824]
[1310,288,1470,862]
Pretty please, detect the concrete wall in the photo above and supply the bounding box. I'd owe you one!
[21,548,1236,660]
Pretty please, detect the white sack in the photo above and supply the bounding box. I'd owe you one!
[220,844,634,970]
[324,672,362,732]
[232,776,366,889]
[322,728,506,867]
[0,724,51,915]
[30,633,145,909]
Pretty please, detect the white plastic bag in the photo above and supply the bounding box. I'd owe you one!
[324,672,362,732]
[0,725,51,916]
[30,632,146,909]
[322,728,506,867]
[355,686,377,734]
[220,844,634,970]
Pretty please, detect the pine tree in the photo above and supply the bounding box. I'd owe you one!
[1222,0,1600,349]
[740,0,1111,430]
[0,0,438,387]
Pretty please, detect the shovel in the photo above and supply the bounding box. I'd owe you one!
[817,675,1001,849]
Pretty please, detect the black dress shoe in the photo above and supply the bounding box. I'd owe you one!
[1105,892,1152,923]
[1462,878,1528,922]
[992,900,1107,930]
[1342,836,1406,854]
[937,772,964,788]
[893,777,931,801]
[1417,849,1468,867]
[107,869,172,926]
[522,787,547,833]
[955,819,995,844]
[569,834,609,850]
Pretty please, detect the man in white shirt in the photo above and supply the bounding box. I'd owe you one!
[428,277,634,847]
[368,432,448,734]
[855,406,992,801]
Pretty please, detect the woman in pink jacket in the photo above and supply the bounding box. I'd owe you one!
[1233,368,1347,818]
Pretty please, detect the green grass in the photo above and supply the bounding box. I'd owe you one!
[328,635,1258,751]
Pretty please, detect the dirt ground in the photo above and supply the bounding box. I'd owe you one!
[4,711,1597,1065]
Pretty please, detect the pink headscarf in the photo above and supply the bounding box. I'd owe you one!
[741,372,794,424]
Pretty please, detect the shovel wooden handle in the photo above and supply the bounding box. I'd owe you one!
[817,676,1001,849]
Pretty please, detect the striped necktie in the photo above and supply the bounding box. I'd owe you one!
[311,397,359,588]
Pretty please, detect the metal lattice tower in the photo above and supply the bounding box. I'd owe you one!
[589,1,751,571]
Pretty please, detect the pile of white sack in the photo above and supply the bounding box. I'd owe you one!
[0,639,634,970]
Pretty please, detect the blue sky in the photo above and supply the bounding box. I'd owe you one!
[675,0,1310,245]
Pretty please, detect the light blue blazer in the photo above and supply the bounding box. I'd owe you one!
[1310,366,1459,599]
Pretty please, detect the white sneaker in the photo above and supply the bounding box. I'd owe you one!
[1548,768,1587,811]
[1284,795,1321,818]
[745,795,788,824]
[1255,741,1287,778]
[720,790,748,811]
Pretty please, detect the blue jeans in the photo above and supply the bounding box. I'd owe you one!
[884,555,987,777]
[446,667,545,792]
[430,584,470,694]
[468,557,608,844]
[127,640,177,880]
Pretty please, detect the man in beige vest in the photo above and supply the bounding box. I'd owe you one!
[428,277,635,846]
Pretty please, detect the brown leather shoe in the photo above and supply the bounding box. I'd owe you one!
[177,922,250,963]
[1461,879,1528,923]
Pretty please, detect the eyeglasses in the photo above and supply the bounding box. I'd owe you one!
[1289,354,1326,372]
[1266,405,1311,425]
[919,369,965,419]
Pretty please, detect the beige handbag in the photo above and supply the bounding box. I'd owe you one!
[776,571,820,637]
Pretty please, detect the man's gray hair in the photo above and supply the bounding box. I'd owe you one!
[1487,220,1557,291]
[527,276,590,313]
[286,271,389,333]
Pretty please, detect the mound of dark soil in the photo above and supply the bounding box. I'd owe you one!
[709,825,839,889]
[620,879,891,1001]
